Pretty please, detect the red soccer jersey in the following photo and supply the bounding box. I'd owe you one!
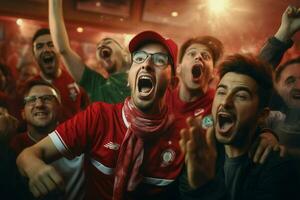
[10,132,86,200]
[166,87,215,119]
[34,69,89,122]
[49,102,186,200]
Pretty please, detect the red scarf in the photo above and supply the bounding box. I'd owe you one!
[113,97,174,200]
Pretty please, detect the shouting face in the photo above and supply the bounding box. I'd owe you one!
[96,38,126,74]
[212,72,266,146]
[128,43,171,114]
[178,43,214,93]
[33,34,59,79]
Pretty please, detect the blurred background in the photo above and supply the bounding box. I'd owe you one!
[1,0,300,78]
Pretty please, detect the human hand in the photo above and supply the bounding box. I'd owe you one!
[275,5,300,42]
[250,131,279,164]
[179,116,217,189]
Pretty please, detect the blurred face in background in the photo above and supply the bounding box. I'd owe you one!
[276,63,300,109]
[96,38,128,74]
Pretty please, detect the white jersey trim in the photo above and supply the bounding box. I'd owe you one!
[49,131,74,159]
[143,177,174,186]
[90,158,114,175]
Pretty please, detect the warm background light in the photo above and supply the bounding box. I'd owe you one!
[77,27,84,33]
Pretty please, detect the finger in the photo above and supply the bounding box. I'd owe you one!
[187,127,200,153]
[259,145,272,164]
[29,184,41,198]
[206,127,216,148]
[179,128,189,153]
[252,140,266,163]
[279,145,287,157]
[286,5,293,16]
[249,138,259,160]
[30,179,48,197]
[40,174,58,193]
[190,125,207,151]
[48,170,65,191]
[273,145,280,152]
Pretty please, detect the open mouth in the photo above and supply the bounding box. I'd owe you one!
[100,47,112,59]
[217,112,235,134]
[291,91,300,100]
[192,64,202,79]
[34,111,49,118]
[137,75,154,97]
[42,55,55,65]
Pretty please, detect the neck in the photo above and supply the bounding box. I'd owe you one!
[224,144,249,158]
[224,128,256,158]
[133,97,166,116]
[27,124,56,143]
[41,67,61,80]
[179,82,207,102]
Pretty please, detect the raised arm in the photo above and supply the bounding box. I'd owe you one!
[17,136,64,198]
[259,6,300,69]
[275,6,300,42]
[49,0,85,82]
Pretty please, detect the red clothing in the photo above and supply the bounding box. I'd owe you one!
[34,69,89,122]
[49,102,186,200]
[10,132,86,200]
[10,132,34,155]
[166,87,215,118]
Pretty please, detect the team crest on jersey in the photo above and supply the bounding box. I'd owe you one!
[194,108,204,117]
[68,83,79,101]
[161,149,175,167]
[104,142,120,150]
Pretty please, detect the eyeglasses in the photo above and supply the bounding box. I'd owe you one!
[24,94,57,105]
[132,51,169,67]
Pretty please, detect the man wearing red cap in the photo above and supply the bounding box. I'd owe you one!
[17,31,186,200]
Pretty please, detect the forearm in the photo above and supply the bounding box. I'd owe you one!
[258,37,293,70]
[16,146,46,177]
[49,0,71,55]
[49,0,85,82]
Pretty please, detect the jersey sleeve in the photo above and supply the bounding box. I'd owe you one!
[49,102,105,159]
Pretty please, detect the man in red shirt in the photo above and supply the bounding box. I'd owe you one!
[31,28,89,122]
[168,36,223,118]
[11,79,85,200]
[17,31,186,200]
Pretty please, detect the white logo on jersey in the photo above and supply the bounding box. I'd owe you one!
[104,142,120,150]
[161,149,175,167]
[194,108,204,117]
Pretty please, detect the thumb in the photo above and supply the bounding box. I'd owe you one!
[206,127,216,148]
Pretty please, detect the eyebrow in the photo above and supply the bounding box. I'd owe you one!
[217,84,253,95]
[186,47,210,53]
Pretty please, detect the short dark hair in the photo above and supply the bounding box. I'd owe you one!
[275,56,300,83]
[179,35,224,65]
[218,54,273,109]
[32,28,50,46]
[21,79,61,105]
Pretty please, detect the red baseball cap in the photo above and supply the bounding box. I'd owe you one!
[129,30,178,74]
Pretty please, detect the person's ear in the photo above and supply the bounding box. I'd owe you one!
[122,49,131,68]
[21,109,26,120]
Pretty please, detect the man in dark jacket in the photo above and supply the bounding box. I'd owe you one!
[179,54,300,200]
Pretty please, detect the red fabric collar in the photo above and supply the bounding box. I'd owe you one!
[113,97,174,200]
